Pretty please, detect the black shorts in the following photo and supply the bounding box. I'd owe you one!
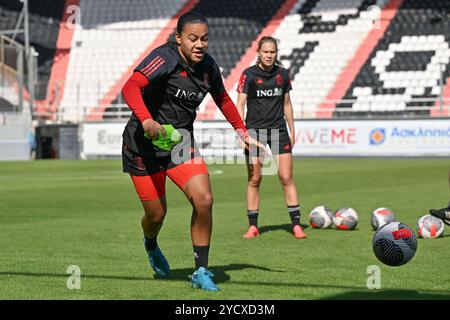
[122,138,202,176]
[244,128,292,157]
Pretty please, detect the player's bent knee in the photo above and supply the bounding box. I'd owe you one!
[143,205,167,225]
[203,192,214,208]
[145,211,166,225]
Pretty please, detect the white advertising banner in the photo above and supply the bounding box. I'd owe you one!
[80,122,126,157]
[80,120,450,158]
[292,119,450,157]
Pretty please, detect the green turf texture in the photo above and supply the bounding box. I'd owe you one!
[1,159,449,300]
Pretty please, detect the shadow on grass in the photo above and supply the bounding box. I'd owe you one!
[157,263,284,283]
[0,270,150,281]
[1,269,449,299]
[0,263,283,284]
[258,223,309,235]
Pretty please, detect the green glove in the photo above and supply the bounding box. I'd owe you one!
[144,124,182,151]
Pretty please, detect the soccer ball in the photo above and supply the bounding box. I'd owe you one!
[372,222,417,266]
[309,206,334,229]
[333,208,358,230]
[417,214,444,239]
[371,207,396,230]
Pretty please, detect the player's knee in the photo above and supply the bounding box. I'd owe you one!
[279,174,293,187]
[196,192,214,211]
[144,210,166,225]
[248,175,262,187]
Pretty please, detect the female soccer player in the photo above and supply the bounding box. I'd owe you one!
[121,11,264,291]
[236,36,307,239]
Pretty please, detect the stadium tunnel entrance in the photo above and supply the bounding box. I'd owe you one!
[36,124,79,159]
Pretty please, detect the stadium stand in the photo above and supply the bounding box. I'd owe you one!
[195,0,395,120]
[273,0,390,119]
[60,0,191,122]
[335,0,450,117]
[103,0,288,120]
[0,87,19,112]
[0,0,66,100]
[1,0,450,121]
[184,0,287,79]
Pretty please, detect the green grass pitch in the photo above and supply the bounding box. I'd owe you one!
[1,158,449,300]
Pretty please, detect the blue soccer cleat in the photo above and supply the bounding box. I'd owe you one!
[144,239,170,277]
[191,267,220,291]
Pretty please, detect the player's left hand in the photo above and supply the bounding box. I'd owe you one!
[244,135,267,157]
[290,135,296,148]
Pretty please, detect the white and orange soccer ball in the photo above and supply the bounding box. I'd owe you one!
[371,207,396,230]
[417,214,444,239]
[309,206,334,229]
[333,208,358,230]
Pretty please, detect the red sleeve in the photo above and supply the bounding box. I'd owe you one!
[121,71,152,124]
[212,91,248,140]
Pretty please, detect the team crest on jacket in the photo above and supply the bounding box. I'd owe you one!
[276,73,283,86]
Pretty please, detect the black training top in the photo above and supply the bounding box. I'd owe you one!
[122,41,225,154]
[237,65,292,129]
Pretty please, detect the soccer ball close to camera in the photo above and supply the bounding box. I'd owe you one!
[309,206,334,229]
[371,207,396,230]
[417,214,444,239]
[372,222,417,266]
[333,208,358,230]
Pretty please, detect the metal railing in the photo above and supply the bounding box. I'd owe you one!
[25,97,450,124]
[0,34,25,112]
[294,97,450,119]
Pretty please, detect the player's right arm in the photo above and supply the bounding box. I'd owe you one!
[122,49,171,138]
[236,92,247,121]
[121,72,165,138]
[235,92,248,149]
[236,72,250,121]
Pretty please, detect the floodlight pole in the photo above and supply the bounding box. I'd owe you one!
[22,0,35,118]
[23,0,29,60]
[17,49,24,112]
[439,62,444,115]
